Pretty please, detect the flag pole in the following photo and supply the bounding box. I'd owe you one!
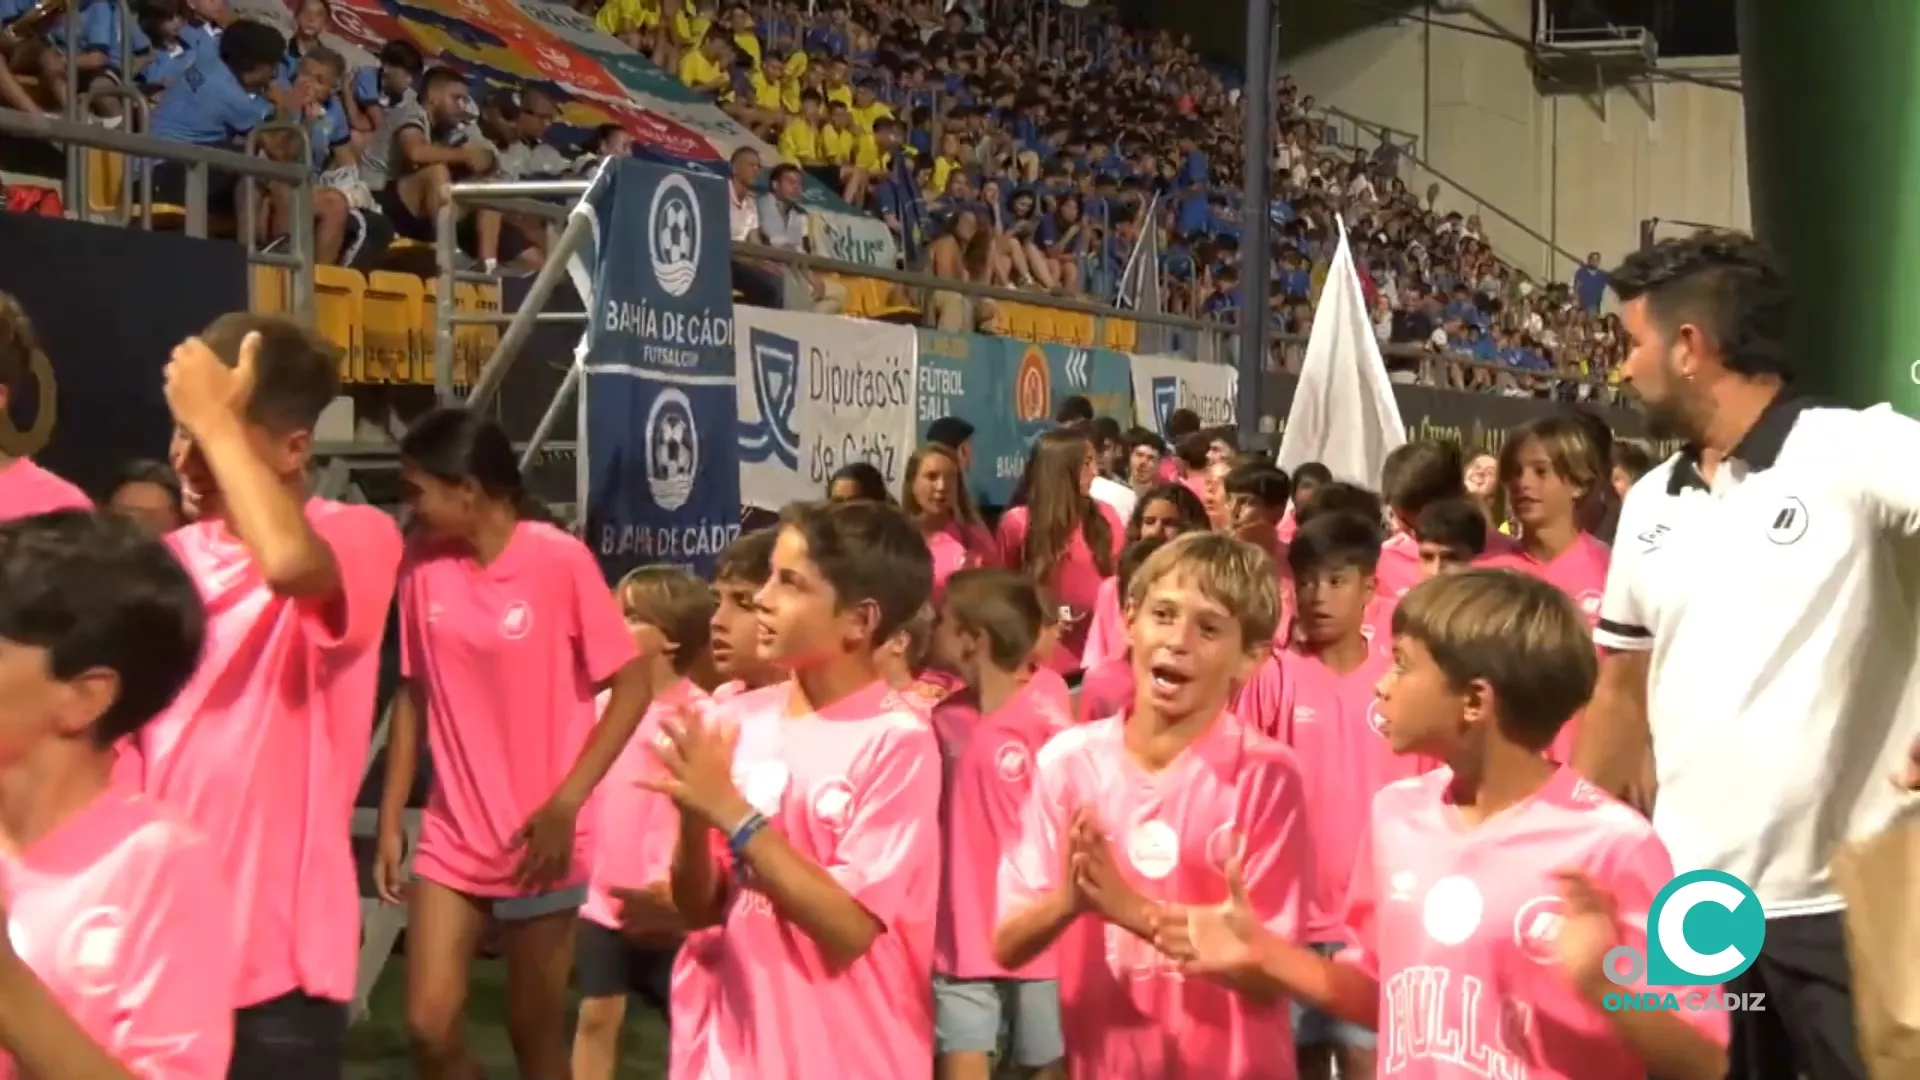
[1237,0,1276,442]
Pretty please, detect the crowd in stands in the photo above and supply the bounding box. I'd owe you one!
[0,0,1626,400]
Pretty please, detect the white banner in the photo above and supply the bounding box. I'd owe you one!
[1275,217,1407,486]
[734,308,920,511]
[1129,354,1237,436]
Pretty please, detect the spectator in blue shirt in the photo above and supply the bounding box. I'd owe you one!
[30,0,147,118]
[148,18,286,216]
[133,0,195,95]
[1573,251,1608,313]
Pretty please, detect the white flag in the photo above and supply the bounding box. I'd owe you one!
[1275,216,1407,487]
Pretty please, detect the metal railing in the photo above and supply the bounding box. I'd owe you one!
[0,107,318,316]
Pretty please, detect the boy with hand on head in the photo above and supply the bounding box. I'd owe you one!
[124,315,402,1080]
[1171,570,1731,1080]
[646,500,943,1080]
[994,532,1311,1079]
[572,568,715,1080]
[0,511,237,1080]
[928,569,1073,1080]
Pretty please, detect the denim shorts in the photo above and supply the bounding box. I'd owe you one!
[1292,942,1378,1048]
[933,974,1065,1067]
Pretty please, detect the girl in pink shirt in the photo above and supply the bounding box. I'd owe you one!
[996,531,1310,1080]
[1083,482,1207,670]
[1483,416,1613,763]
[902,443,996,602]
[1173,570,1730,1080]
[928,569,1074,1080]
[1079,536,1173,723]
[377,409,652,1080]
[573,568,715,1080]
[0,512,239,1080]
[997,428,1124,675]
[645,500,943,1080]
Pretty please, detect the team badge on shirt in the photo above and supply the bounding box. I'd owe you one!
[1766,496,1809,545]
[737,762,790,817]
[993,742,1031,783]
[1126,819,1180,880]
[1292,706,1317,726]
[1511,895,1569,965]
[500,601,533,640]
[1365,700,1388,736]
[810,778,855,829]
[1421,875,1484,945]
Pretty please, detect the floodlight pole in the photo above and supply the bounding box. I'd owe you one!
[1239,0,1277,441]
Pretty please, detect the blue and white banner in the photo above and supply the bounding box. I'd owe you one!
[735,308,919,511]
[568,158,741,579]
[1129,352,1238,436]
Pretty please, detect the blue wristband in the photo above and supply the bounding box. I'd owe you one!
[726,810,770,871]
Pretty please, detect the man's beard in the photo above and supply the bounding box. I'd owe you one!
[1636,390,1698,443]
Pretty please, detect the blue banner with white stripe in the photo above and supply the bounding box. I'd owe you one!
[569,158,741,579]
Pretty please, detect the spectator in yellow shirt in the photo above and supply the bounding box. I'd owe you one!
[593,0,659,53]
[723,3,761,69]
[678,27,734,101]
[778,90,824,164]
[817,101,868,204]
[848,80,893,134]
[750,54,799,116]
[929,130,964,197]
[822,58,854,107]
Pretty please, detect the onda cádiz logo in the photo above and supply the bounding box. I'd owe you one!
[1601,870,1769,1014]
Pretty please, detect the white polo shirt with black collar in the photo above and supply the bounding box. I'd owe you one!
[1596,395,1920,918]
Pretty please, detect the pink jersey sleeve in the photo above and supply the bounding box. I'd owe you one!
[997,728,1077,913]
[561,535,640,684]
[1231,652,1290,741]
[1235,743,1310,942]
[396,555,422,680]
[1335,809,1381,981]
[1592,825,1732,1049]
[305,505,403,652]
[994,509,1028,569]
[109,833,241,1080]
[821,723,943,924]
[1080,577,1125,669]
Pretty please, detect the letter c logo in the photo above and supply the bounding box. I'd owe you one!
[1647,870,1766,986]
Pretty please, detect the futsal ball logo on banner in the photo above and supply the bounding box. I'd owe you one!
[646,387,699,511]
[649,174,701,298]
[1015,346,1052,423]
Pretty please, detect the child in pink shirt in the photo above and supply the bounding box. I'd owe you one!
[0,512,238,1080]
[377,408,649,1080]
[928,569,1075,1080]
[1481,417,1613,762]
[118,317,403,1080]
[647,500,943,1080]
[1234,510,1429,1080]
[996,531,1311,1080]
[1077,536,1170,724]
[1173,570,1731,1080]
[573,568,716,1080]
[0,299,91,523]
[1376,441,1469,603]
[1412,497,1490,580]
[0,458,91,521]
[904,443,997,602]
[997,428,1126,675]
[1083,483,1207,669]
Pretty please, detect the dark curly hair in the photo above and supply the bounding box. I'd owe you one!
[1607,230,1793,380]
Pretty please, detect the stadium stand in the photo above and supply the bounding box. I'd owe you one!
[0,0,1620,404]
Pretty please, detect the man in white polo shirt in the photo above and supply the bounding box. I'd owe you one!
[1576,231,1920,1080]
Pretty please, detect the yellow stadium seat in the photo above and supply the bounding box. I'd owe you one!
[86,149,124,216]
[1104,317,1138,353]
[251,265,293,316]
[980,302,1010,336]
[1059,311,1095,348]
[418,279,444,387]
[1031,306,1062,344]
[1003,303,1038,342]
[313,266,366,382]
[455,281,501,386]
[362,271,425,384]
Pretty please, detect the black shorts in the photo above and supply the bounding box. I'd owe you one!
[376,180,432,242]
[1726,911,1868,1080]
[228,992,348,1080]
[150,159,241,216]
[574,918,674,1015]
